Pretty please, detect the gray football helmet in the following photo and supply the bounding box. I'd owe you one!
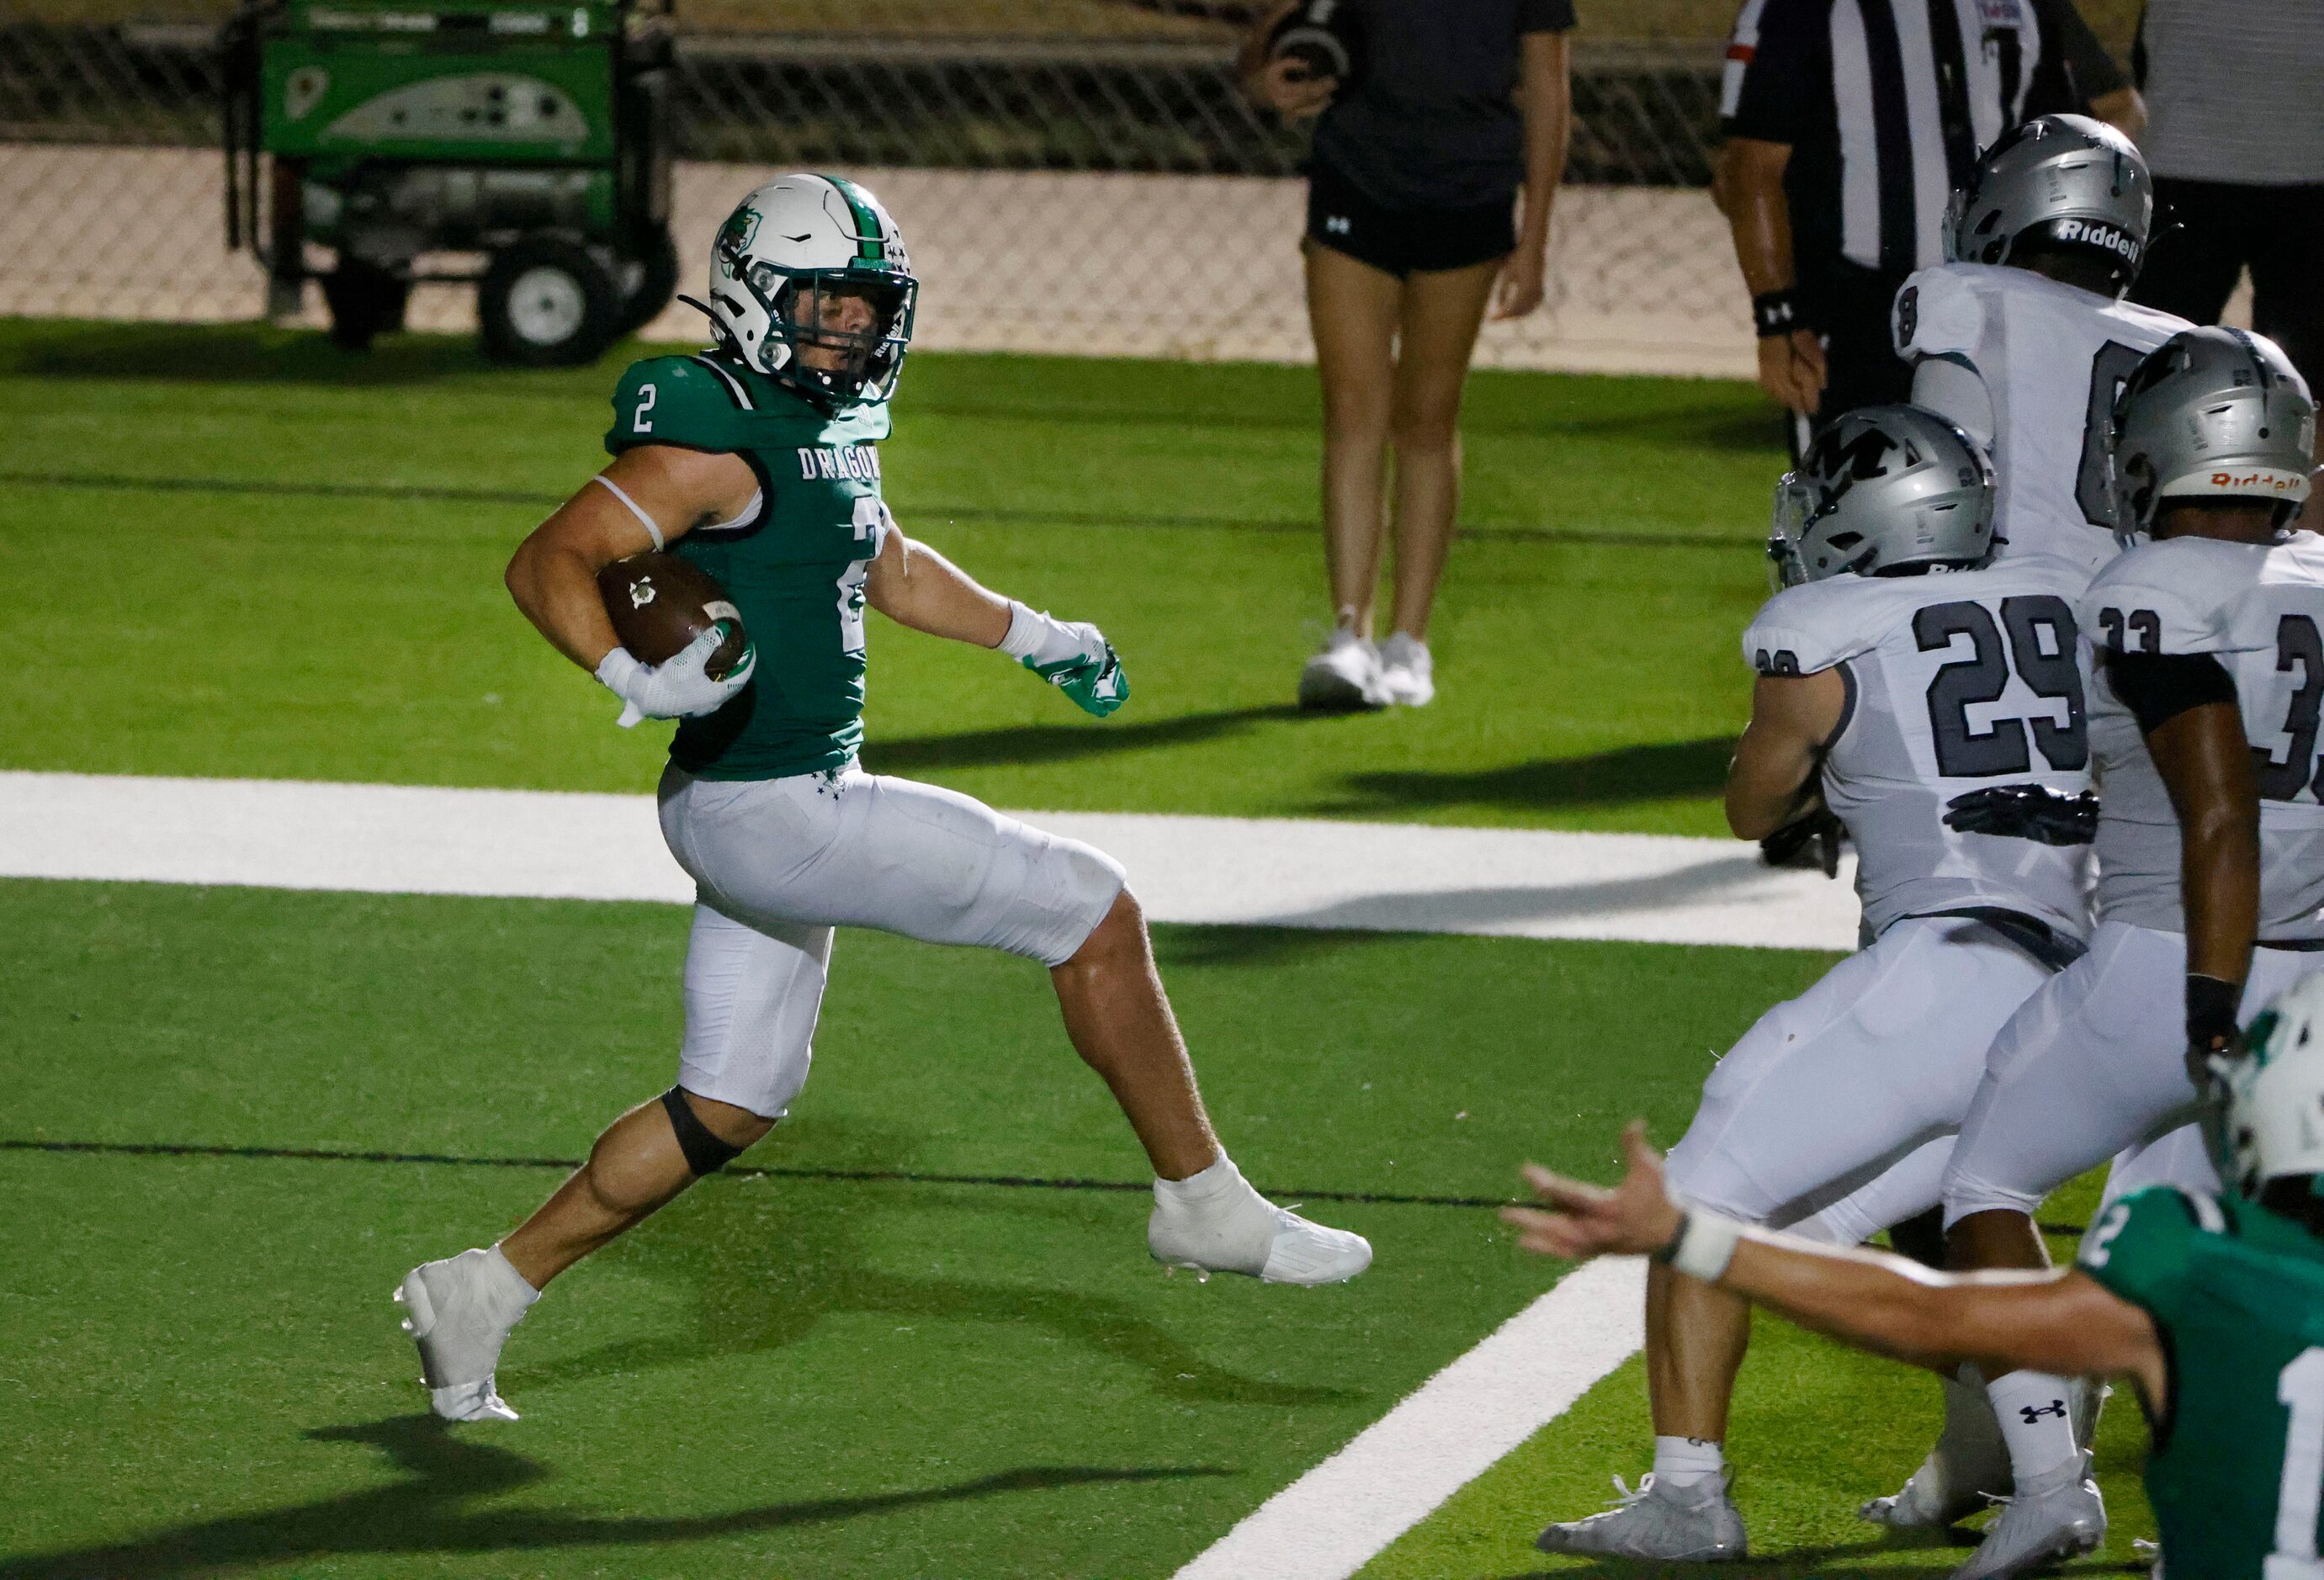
[2109,326,2316,540]
[1946,114,2152,295]
[1769,406,1997,586]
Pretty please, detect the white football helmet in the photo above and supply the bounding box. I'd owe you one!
[689,172,917,407]
[1767,406,1996,586]
[2212,972,2324,1203]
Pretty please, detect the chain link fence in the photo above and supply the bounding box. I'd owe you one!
[0,0,2145,374]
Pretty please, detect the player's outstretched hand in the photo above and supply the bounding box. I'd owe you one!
[1024,623,1129,718]
[1502,1121,1685,1262]
[596,623,756,728]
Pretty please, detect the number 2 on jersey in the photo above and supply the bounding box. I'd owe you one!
[1915,596,2088,777]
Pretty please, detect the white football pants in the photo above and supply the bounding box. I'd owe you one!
[1665,914,2061,1233]
[1940,920,2306,1226]
[656,763,1127,1118]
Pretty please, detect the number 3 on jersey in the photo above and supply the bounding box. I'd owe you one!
[1914,596,2088,777]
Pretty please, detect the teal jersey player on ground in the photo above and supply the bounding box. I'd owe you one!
[604,349,892,780]
[2080,1184,2324,1575]
[397,172,1371,1426]
[1504,963,2324,1579]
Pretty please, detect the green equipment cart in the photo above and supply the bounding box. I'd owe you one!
[224,0,678,365]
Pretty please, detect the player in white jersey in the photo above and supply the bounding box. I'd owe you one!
[1536,407,2102,1560]
[1894,114,2185,577]
[1892,329,2318,1577]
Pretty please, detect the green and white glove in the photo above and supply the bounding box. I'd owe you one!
[999,601,1129,718]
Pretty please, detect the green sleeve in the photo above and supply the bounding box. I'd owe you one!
[2077,1185,2205,1321]
[604,357,751,458]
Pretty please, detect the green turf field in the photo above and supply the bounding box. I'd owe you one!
[0,321,2156,1578]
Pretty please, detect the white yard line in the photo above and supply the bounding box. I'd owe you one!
[0,771,1859,952]
[1174,1257,1649,1580]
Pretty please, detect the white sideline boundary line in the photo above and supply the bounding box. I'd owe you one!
[0,771,1860,952]
[1174,1258,1648,1580]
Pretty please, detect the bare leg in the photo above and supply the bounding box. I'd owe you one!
[1050,888,1221,1180]
[500,1090,774,1289]
[1385,257,1499,641]
[1646,1260,1754,1442]
[1305,241,1403,635]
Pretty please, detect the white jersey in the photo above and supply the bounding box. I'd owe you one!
[1745,557,2096,944]
[1893,262,2189,575]
[2083,533,2324,940]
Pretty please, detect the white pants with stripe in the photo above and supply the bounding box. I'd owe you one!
[656,762,1126,1118]
[1936,920,2312,1226]
[1665,914,2061,1234]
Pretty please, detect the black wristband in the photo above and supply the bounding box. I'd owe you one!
[1649,1210,1690,1265]
[2187,973,2242,1052]
[1753,289,1802,338]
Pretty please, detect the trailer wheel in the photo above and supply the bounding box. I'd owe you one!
[321,257,409,352]
[479,236,619,367]
[615,225,681,337]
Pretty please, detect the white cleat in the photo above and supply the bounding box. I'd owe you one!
[1950,1453,2105,1580]
[1536,1471,1748,1559]
[1862,1370,2011,1528]
[1147,1165,1372,1286]
[395,1246,536,1423]
[1377,633,1435,708]
[1297,628,1389,713]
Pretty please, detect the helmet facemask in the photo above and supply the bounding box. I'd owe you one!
[748,267,916,408]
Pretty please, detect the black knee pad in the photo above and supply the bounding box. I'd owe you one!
[661,1086,745,1176]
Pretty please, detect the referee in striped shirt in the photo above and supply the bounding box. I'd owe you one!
[1715,0,2132,452]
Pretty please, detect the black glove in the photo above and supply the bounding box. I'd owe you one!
[2185,972,2244,1090]
[1759,809,1844,877]
[1942,785,2099,846]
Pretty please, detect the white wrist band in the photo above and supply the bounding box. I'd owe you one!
[996,600,1048,660]
[594,646,642,692]
[1668,1211,1743,1282]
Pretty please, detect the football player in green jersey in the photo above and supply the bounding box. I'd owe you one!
[395,174,1371,1424]
[1504,968,2324,1578]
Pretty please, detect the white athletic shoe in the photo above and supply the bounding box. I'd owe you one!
[395,1246,536,1423]
[1536,1471,1748,1559]
[1377,633,1435,708]
[1147,1162,1372,1285]
[1950,1453,2106,1580]
[1297,628,1388,712]
[1861,1371,2012,1528]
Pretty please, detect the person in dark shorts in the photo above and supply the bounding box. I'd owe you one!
[1241,0,1573,712]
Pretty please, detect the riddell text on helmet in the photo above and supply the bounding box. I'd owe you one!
[2211,469,2305,492]
[2051,218,2138,260]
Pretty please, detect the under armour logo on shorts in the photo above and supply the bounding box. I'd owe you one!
[1325,215,1350,235]
[2019,1400,2068,1424]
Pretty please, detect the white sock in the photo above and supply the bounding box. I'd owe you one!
[485,1244,543,1310]
[1987,1370,2077,1482]
[1652,1434,1725,1488]
[1154,1153,1248,1206]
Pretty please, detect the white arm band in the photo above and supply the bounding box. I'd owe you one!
[998,599,1084,665]
[1663,1210,1744,1283]
[591,474,666,551]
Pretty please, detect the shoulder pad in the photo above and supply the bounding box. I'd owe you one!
[1743,577,1892,676]
[605,355,755,457]
[1894,264,1987,362]
[2082,538,2253,658]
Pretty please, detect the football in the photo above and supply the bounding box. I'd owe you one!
[596,551,751,680]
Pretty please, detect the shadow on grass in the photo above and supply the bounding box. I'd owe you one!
[0,1413,1221,1578]
[507,1139,1364,1410]
[1319,736,1739,816]
[862,703,1308,775]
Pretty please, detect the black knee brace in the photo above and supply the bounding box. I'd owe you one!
[661,1086,745,1176]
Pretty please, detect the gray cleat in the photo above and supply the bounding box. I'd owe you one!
[395,1246,535,1423]
[1536,1471,1748,1560]
[1951,1452,2105,1580]
[1863,1369,2011,1529]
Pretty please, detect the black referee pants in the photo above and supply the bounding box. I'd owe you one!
[2134,178,2324,406]
[1794,262,1916,460]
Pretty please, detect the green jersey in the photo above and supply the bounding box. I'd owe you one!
[605,350,893,781]
[2078,1185,2324,1577]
